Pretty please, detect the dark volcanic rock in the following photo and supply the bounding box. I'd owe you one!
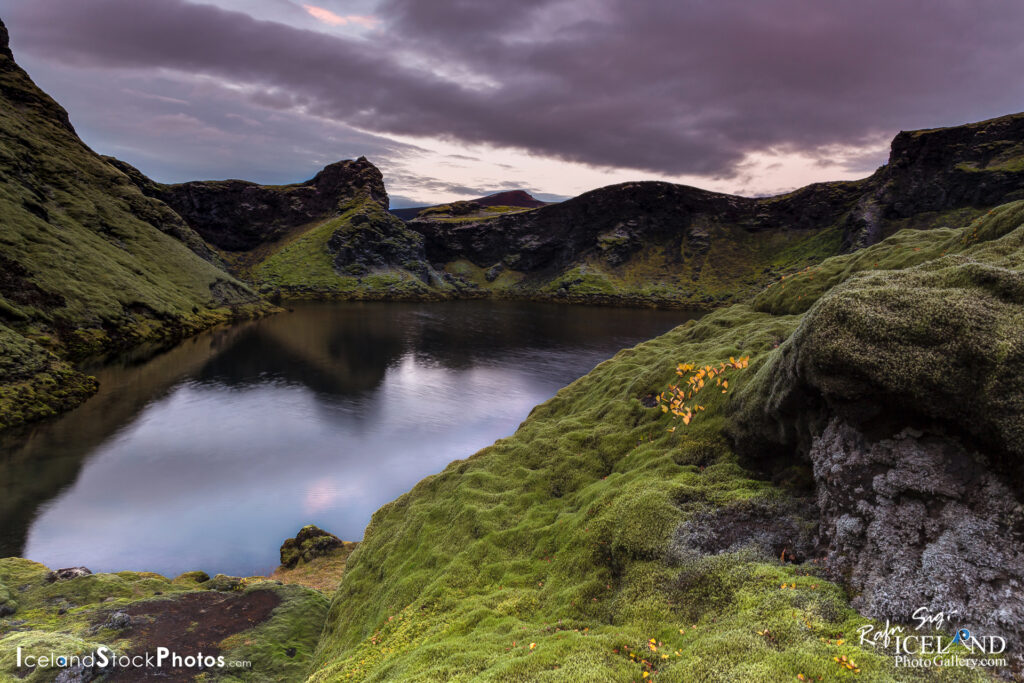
[730,248,1024,661]
[670,499,816,564]
[117,157,391,251]
[809,419,1024,650]
[46,567,92,582]
[411,181,863,274]
[280,525,345,569]
[327,206,429,280]
[410,115,1024,273]
[841,113,1024,248]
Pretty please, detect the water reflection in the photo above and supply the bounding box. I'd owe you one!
[0,302,696,577]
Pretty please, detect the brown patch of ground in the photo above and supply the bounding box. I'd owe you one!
[103,589,280,682]
[268,543,356,593]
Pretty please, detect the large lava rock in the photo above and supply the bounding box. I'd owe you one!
[729,248,1024,658]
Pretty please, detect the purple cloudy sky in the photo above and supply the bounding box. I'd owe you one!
[3,0,1023,206]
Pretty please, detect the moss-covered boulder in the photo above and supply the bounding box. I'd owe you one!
[728,203,1024,665]
[279,525,347,569]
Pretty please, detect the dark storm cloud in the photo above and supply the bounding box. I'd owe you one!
[4,0,1024,178]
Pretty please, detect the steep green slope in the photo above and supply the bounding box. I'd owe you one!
[0,19,264,431]
[308,203,1024,681]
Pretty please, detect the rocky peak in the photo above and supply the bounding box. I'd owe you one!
[888,112,1024,171]
[863,111,1024,229]
[310,156,390,210]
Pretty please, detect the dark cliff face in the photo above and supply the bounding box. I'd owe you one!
[410,179,864,274]
[841,113,1024,248]
[881,114,1024,215]
[121,157,391,252]
[411,113,1024,272]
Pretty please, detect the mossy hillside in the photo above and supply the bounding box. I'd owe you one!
[308,304,982,682]
[302,204,1024,680]
[0,323,96,430]
[530,225,845,308]
[211,584,331,683]
[0,29,269,431]
[0,558,329,682]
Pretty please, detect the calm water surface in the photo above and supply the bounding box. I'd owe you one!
[0,302,695,577]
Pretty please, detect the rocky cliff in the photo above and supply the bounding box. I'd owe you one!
[110,156,391,252]
[407,114,1024,307]
[111,105,1024,311]
[113,156,443,301]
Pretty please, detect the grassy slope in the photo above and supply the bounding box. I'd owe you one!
[0,37,266,430]
[308,204,1024,682]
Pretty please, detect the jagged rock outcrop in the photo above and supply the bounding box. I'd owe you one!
[112,156,390,251]
[842,114,1024,248]
[327,207,429,280]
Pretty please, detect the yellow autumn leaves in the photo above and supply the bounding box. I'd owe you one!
[656,356,750,427]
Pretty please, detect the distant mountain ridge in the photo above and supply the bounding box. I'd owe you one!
[115,111,1024,310]
[390,189,549,221]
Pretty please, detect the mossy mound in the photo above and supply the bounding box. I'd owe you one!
[307,303,977,681]
[272,528,358,594]
[736,199,1024,463]
[279,525,350,569]
[248,195,450,301]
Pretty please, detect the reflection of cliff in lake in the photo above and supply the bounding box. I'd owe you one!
[0,324,253,557]
[1,302,694,574]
